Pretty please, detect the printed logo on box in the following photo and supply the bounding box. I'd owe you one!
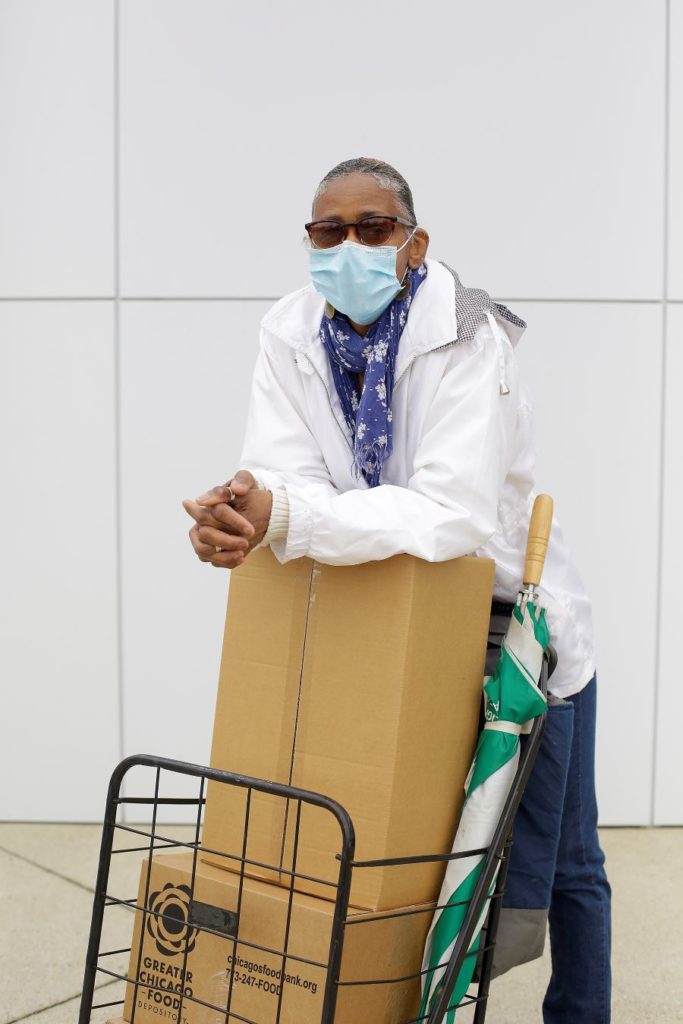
[146,883,198,957]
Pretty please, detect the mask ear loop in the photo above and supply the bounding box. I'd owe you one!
[397,225,418,255]
[396,226,420,296]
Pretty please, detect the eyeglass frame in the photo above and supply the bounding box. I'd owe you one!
[304,214,416,248]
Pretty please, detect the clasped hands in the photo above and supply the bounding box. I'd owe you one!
[183,469,273,569]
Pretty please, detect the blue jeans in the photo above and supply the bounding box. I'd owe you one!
[504,676,612,1023]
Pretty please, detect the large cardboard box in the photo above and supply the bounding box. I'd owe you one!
[121,852,433,1024]
[201,549,494,911]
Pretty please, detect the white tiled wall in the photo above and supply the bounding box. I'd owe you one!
[0,0,114,297]
[513,302,663,825]
[654,304,683,824]
[119,0,666,302]
[118,301,267,768]
[0,302,118,819]
[1,0,679,823]
[669,1,683,299]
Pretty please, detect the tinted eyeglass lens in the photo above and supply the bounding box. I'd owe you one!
[307,217,399,248]
[357,217,396,245]
[309,222,346,248]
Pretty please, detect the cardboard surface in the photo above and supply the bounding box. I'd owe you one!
[202,553,313,879]
[202,549,495,911]
[121,852,433,1024]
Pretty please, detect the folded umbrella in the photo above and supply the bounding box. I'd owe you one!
[419,495,554,1022]
[493,689,574,978]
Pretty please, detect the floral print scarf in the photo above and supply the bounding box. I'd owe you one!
[319,262,427,487]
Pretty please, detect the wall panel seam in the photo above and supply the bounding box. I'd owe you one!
[114,0,125,787]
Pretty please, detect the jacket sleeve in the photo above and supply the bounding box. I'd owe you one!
[240,319,517,565]
[239,335,341,499]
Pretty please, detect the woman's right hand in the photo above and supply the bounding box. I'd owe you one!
[182,471,257,569]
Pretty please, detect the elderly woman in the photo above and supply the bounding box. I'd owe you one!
[183,157,611,1023]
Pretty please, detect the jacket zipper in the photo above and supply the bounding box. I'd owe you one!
[306,359,354,453]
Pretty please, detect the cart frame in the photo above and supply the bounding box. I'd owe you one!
[79,608,553,1024]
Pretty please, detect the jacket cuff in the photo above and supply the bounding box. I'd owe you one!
[261,486,290,545]
[270,483,314,562]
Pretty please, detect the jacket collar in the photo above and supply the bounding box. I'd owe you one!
[261,258,458,381]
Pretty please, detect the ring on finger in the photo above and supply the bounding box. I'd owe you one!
[224,484,237,504]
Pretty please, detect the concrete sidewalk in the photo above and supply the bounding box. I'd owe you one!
[1,825,681,1023]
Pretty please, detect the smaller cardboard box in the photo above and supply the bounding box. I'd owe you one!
[202,549,494,912]
[121,852,433,1024]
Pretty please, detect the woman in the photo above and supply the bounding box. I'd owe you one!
[183,157,611,1023]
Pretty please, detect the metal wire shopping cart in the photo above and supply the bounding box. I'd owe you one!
[78,603,554,1024]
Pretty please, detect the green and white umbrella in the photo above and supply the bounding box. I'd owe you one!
[419,496,553,1022]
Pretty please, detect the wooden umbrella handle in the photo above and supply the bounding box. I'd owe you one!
[523,494,554,588]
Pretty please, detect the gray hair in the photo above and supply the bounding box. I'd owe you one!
[313,157,417,224]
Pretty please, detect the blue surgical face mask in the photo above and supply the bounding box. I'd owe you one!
[308,233,415,325]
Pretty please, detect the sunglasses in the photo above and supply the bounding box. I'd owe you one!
[304,215,416,249]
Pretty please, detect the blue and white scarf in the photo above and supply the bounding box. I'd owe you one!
[320,263,427,487]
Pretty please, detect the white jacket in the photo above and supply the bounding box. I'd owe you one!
[240,258,595,698]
